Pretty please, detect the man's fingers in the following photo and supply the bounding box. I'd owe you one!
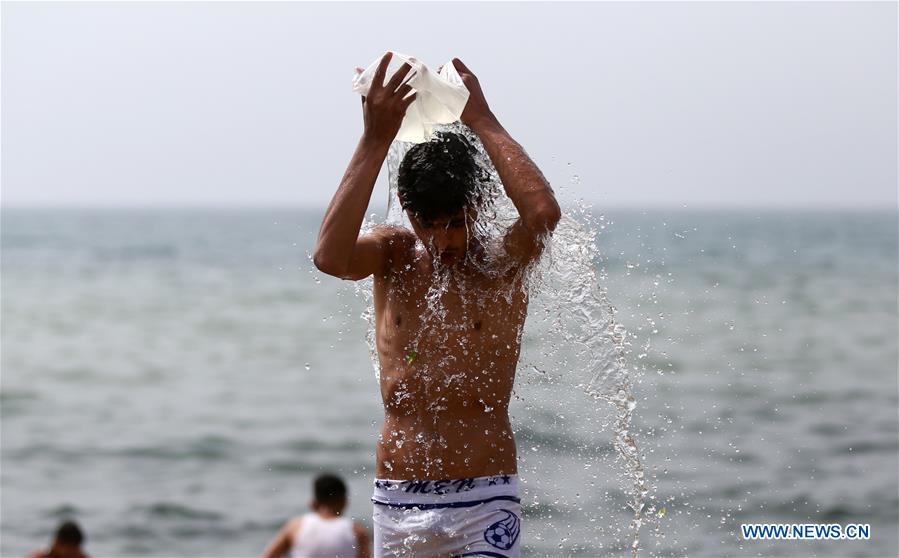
[451,58,471,74]
[372,51,392,88]
[387,61,415,92]
[401,92,417,108]
[395,82,413,98]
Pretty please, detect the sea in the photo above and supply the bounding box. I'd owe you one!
[2,207,896,557]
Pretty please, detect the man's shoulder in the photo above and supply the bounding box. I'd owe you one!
[367,223,415,242]
[367,225,417,267]
[284,515,304,535]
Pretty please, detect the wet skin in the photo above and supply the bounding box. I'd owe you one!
[372,213,528,479]
[26,544,88,558]
[314,55,561,481]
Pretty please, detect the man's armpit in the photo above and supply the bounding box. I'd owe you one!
[501,218,550,268]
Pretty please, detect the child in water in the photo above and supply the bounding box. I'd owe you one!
[261,473,370,558]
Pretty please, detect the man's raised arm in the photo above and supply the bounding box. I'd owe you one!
[313,52,416,280]
[450,59,562,241]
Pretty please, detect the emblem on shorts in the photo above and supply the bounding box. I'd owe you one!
[483,509,521,550]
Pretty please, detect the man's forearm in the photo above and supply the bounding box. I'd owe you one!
[313,134,390,272]
[469,115,560,230]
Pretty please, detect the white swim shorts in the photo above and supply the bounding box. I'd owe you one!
[371,474,522,558]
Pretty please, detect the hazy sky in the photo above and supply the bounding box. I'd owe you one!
[2,1,896,209]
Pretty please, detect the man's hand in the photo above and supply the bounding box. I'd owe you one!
[441,57,561,270]
[314,53,415,281]
[449,58,496,129]
[360,52,417,146]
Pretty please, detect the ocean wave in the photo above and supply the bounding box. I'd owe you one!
[757,493,899,522]
[117,435,235,461]
[521,500,573,520]
[0,389,40,418]
[91,245,178,261]
[0,389,40,402]
[266,458,370,474]
[829,438,899,456]
[138,502,223,521]
[285,438,366,453]
[9,435,237,463]
[516,424,614,457]
[44,503,80,518]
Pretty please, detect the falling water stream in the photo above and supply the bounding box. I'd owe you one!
[354,122,652,556]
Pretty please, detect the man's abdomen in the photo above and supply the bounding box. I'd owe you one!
[376,410,517,479]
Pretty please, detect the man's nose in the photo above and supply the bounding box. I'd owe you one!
[432,230,451,250]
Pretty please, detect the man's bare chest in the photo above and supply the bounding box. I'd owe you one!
[373,268,528,360]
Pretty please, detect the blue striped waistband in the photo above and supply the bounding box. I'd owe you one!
[372,474,520,507]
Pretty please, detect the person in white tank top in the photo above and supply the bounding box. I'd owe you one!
[261,474,370,558]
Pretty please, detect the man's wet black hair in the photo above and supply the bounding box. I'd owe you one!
[397,130,487,222]
[55,521,85,546]
[314,473,347,504]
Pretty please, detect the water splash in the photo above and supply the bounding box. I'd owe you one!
[354,121,652,555]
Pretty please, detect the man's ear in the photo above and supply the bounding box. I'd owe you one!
[405,210,420,227]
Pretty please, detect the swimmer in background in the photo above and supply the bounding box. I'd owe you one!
[26,520,88,558]
[261,473,370,558]
[314,52,560,557]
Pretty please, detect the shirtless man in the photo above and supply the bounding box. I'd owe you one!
[313,53,560,558]
[26,521,88,558]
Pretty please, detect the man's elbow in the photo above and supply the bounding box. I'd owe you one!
[544,201,562,230]
[526,200,562,234]
[312,250,346,278]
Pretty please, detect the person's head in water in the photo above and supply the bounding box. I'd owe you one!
[312,473,348,516]
[397,130,487,267]
[44,520,86,558]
